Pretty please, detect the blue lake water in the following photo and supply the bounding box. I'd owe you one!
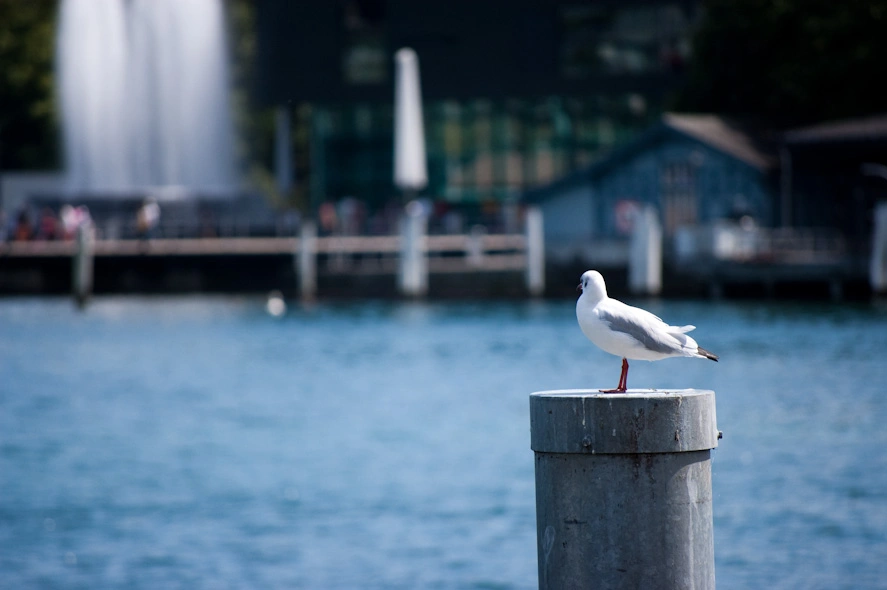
[2,296,886,589]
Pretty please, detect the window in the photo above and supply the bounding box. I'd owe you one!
[342,0,387,85]
[559,3,696,79]
[661,161,696,233]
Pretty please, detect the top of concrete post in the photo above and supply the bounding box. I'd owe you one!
[530,389,718,455]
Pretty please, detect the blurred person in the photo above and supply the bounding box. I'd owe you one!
[381,200,403,234]
[73,206,93,235]
[199,209,217,238]
[277,208,301,236]
[60,205,78,239]
[481,199,500,231]
[37,208,59,240]
[136,198,160,239]
[442,209,463,234]
[13,208,33,241]
[343,197,366,235]
[318,201,337,236]
[368,210,388,235]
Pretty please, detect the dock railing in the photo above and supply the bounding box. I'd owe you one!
[1,207,545,301]
[674,223,847,264]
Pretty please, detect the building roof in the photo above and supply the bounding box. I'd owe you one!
[784,113,887,144]
[662,113,776,170]
[526,112,776,203]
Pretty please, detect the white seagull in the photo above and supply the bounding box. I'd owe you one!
[576,270,718,393]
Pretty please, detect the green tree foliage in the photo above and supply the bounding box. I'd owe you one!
[0,0,273,183]
[227,0,280,202]
[0,0,58,170]
[675,0,887,125]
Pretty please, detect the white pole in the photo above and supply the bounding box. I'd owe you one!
[870,202,887,293]
[467,224,486,268]
[298,220,317,301]
[398,204,428,297]
[72,221,94,308]
[629,206,662,296]
[526,207,545,296]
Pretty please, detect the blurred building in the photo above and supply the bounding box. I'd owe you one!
[783,114,887,256]
[255,0,701,212]
[527,113,777,257]
[526,112,887,293]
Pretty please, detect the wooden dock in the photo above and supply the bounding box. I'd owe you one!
[0,234,530,270]
[1,233,531,256]
[0,222,544,298]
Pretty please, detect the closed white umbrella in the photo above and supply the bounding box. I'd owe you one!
[393,48,428,193]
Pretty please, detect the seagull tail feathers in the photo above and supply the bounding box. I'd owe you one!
[697,347,719,362]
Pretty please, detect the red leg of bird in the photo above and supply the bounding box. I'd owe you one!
[600,358,629,393]
[620,358,629,392]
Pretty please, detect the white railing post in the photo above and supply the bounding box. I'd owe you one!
[298,220,317,301]
[870,202,887,294]
[467,224,486,268]
[72,221,95,309]
[629,205,662,295]
[398,204,428,297]
[525,207,545,297]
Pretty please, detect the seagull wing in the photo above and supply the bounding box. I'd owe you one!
[597,300,688,356]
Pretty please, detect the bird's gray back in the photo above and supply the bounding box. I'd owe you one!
[598,307,681,355]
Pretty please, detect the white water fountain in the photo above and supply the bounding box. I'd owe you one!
[56,0,238,197]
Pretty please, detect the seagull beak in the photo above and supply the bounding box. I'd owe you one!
[576,283,582,292]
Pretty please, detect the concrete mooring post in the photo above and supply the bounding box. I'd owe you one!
[72,221,94,309]
[525,206,545,297]
[530,389,718,590]
[466,224,486,268]
[397,204,428,297]
[870,201,887,294]
[297,220,317,301]
[629,205,662,296]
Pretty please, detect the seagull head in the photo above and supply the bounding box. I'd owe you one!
[577,270,608,303]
